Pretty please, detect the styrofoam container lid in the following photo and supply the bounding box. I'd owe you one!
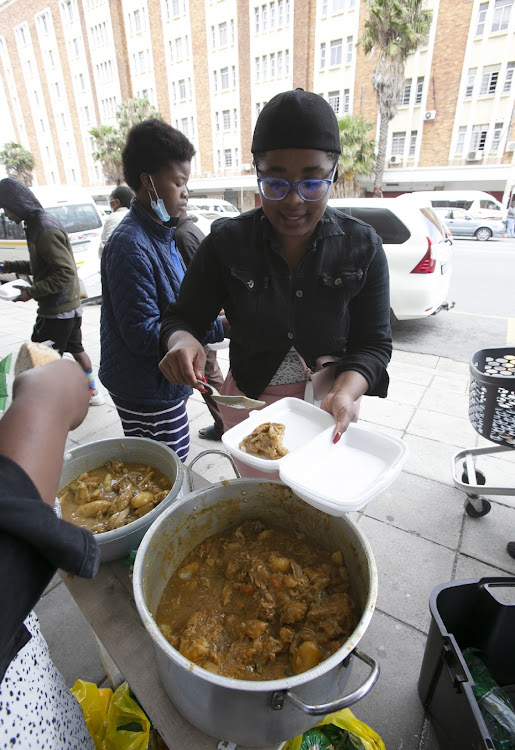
[279,422,408,515]
[221,397,334,473]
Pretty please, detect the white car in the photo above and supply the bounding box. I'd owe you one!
[328,197,453,321]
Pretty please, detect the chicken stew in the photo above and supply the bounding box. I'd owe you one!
[58,460,172,533]
[239,422,289,460]
[156,519,356,681]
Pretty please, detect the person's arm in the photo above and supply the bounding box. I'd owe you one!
[322,235,392,438]
[0,259,32,275]
[0,359,90,503]
[0,360,98,682]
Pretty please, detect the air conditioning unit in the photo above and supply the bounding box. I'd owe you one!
[466,151,483,162]
[389,155,401,164]
[506,141,515,152]
[424,110,436,121]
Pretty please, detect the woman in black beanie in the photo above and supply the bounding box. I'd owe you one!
[159,90,392,472]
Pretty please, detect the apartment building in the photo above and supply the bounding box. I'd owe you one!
[0,0,513,201]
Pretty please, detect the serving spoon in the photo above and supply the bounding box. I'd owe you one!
[196,379,265,410]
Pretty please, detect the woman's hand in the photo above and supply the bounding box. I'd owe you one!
[159,331,206,388]
[14,286,31,303]
[320,371,368,443]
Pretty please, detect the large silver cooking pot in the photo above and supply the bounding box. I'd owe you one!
[58,437,184,563]
[133,454,379,746]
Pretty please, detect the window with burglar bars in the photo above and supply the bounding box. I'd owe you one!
[328,91,340,114]
[470,124,488,151]
[480,65,500,95]
[401,79,412,105]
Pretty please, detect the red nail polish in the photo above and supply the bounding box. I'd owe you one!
[333,432,341,444]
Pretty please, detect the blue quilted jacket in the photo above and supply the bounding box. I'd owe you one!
[99,199,223,407]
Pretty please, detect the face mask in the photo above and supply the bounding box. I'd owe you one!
[148,175,170,222]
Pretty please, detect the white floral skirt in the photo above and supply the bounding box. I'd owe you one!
[0,611,94,749]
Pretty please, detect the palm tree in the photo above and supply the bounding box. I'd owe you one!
[359,0,432,196]
[90,98,163,183]
[333,115,375,198]
[0,142,35,186]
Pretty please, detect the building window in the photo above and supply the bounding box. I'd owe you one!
[178,79,186,98]
[38,13,49,34]
[391,132,406,156]
[476,1,488,35]
[233,108,238,128]
[278,0,283,24]
[262,54,268,78]
[255,56,260,81]
[181,117,188,135]
[270,52,276,76]
[402,79,412,105]
[328,91,340,114]
[221,67,229,89]
[330,39,342,66]
[270,2,276,27]
[470,124,489,151]
[231,19,235,42]
[491,0,512,32]
[343,88,350,113]
[285,49,289,73]
[62,0,74,22]
[346,36,353,64]
[409,131,417,156]
[223,109,231,129]
[254,7,260,33]
[232,65,236,86]
[465,68,476,97]
[320,43,326,68]
[213,70,218,91]
[415,77,424,104]
[504,62,514,92]
[480,65,500,95]
[219,21,227,46]
[491,122,503,151]
[262,4,267,30]
[175,37,183,60]
[321,0,328,14]
[277,50,283,76]
[215,111,219,131]
[455,126,466,154]
[224,149,232,168]
[333,0,344,11]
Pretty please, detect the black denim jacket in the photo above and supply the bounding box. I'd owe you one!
[161,206,392,400]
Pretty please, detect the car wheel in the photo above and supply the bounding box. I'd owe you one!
[475,227,492,241]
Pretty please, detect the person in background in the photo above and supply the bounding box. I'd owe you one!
[175,206,226,441]
[98,185,134,258]
[158,89,392,475]
[506,202,515,239]
[99,119,223,462]
[0,177,104,406]
[0,359,99,749]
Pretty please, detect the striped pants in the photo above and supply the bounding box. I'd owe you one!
[110,396,190,463]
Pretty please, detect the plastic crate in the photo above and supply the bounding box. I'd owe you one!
[469,347,515,449]
[418,577,515,750]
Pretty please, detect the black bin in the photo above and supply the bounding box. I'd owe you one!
[418,577,515,750]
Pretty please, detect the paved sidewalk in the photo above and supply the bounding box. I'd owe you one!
[2,298,515,749]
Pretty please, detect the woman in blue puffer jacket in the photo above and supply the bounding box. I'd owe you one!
[99,119,223,462]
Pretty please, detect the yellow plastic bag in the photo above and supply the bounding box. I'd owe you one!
[71,680,150,750]
[283,707,385,750]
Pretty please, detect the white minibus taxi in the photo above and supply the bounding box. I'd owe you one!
[0,185,103,300]
[406,190,504,220]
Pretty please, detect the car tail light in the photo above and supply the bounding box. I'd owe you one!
[411,237,436,274]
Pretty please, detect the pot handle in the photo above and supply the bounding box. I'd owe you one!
[271,647,379,716]
[186,450,241,492]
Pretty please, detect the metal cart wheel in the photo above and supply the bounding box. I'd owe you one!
[461,468,492,517]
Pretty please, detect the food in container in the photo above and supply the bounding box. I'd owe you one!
[156,519,355,680]
[239,422,289,459]
[58,459,173,533]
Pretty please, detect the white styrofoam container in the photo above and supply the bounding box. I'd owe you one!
[221,397,334,473]
[221,398,408,514]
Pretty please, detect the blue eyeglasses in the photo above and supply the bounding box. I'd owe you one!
[257,165,338,202]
